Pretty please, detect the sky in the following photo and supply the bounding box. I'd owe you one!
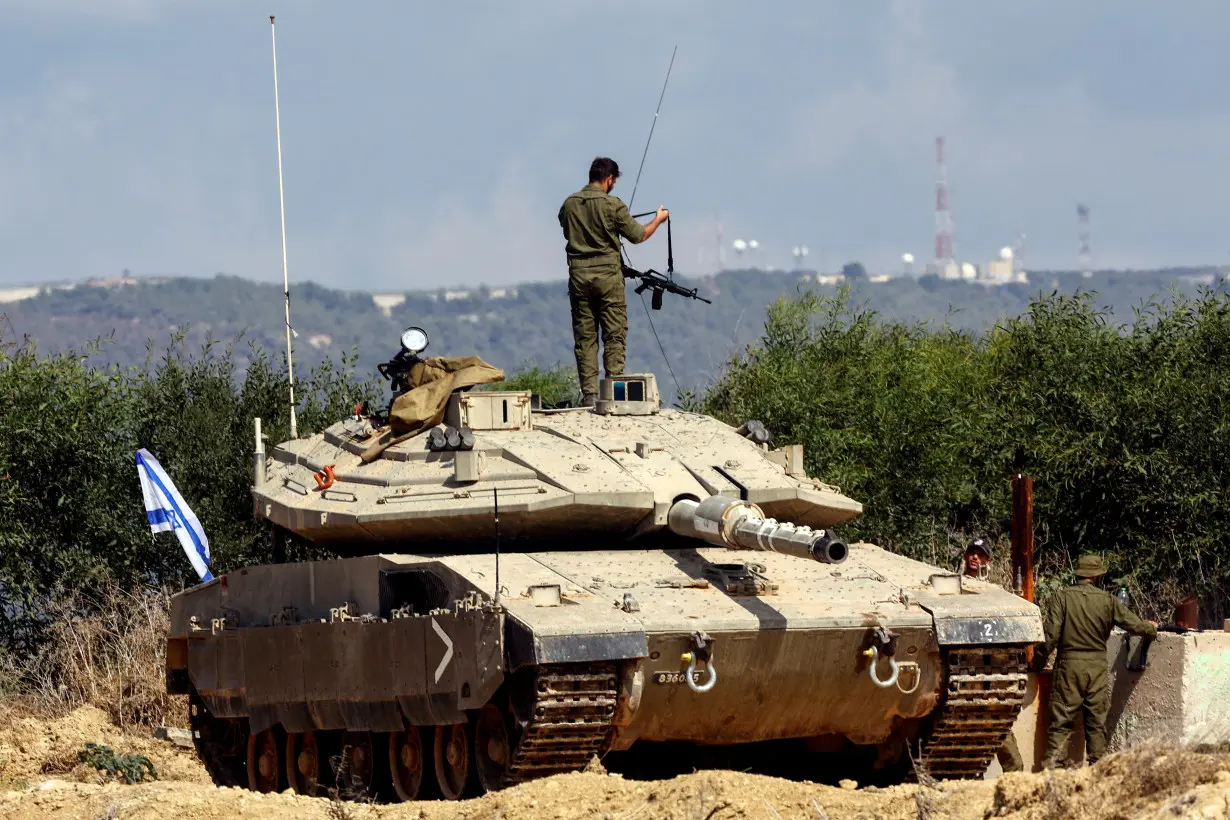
[2,0,1228,290]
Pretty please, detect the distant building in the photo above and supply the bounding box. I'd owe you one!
[372,293,406,317]
[85,275,142,289]
[0,286,41,304]
[982,248,1028,284]
[932,260,962,280]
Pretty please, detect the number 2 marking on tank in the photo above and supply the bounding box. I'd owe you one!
[431,618,454,683]
[982,622,995,638]
[652,671,704,685]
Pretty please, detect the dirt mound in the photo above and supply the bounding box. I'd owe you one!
[0,771,975,820]
[0,705,208,789]
[988,745,1230,820]
[5,708,1230,819]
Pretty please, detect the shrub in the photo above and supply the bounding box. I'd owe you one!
[702,287,1230,621]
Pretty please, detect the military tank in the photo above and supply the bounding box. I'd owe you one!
[166,327,1043,801]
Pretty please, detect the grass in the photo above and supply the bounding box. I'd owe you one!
[4,584,183,730]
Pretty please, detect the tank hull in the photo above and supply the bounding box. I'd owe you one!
[168,542,1041,794]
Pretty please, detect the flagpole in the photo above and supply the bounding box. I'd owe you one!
[270,15,298,439]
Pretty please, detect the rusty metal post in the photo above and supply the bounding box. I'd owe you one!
[1012,474,1036,667]
[1175,596,1198,630]
[1011,474,1035,604]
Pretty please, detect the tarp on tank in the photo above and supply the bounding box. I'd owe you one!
[361,355,504,462]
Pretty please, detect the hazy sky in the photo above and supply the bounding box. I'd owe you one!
[2,0,1228,289]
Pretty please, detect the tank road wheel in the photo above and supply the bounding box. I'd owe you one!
[286,731,322,796]
[474,704,512,793]
[433,722,473,800]
[389,726,433,801]
[246,728,282,793]
[339,731,377,799]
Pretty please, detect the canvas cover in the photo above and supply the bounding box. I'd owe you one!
[360,355,503,463]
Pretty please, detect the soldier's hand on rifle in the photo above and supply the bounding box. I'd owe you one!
[655,206,670,224]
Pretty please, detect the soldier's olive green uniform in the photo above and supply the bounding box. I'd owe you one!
[1041,581,1157,766]
[997,732,1024,773]
[558,184,646,397]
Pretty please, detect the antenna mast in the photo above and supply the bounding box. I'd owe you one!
[493,487,502,609]
[627,45,677,211]
[934,136,955,276]
[270,15,298,439]
[1077,203,1091,275]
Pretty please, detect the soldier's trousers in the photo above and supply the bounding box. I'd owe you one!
[997,732,1024,773]
[1043,655,1110,766]
[568,267,627,396]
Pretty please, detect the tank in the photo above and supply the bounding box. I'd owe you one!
[167,328,1043,801]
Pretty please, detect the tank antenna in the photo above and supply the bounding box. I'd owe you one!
[622,46,685,400]
[270,15,298,439]
[627,44,676,212]
[493,487,502,609]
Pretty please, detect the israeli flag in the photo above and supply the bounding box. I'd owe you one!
[136,448,213,582]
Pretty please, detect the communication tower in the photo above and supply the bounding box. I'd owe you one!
[934,137,955,274]
[1077,204,1091,275]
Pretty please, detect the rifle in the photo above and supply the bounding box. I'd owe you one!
[623,212,711,310]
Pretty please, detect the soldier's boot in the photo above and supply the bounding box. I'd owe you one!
[581,393,597,407]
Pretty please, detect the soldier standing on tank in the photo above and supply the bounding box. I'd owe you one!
[1038,554,1158,768]
[559,157,669,406]
[962,538,1025,773]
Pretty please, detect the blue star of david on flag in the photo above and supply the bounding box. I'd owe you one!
[136,448,213,582]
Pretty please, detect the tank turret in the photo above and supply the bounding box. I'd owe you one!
[250,332,865,549]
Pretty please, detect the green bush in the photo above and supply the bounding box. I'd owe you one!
[0,330,380,651]
[702,287,1230,620]
[481,362,578,407]
[4,283,1229,647]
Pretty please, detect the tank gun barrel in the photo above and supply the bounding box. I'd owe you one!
[667,496,848,564]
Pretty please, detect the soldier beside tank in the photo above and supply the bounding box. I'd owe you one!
[1038,554,1158,768]
[558,157,669,406]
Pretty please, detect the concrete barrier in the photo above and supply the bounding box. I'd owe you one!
[1108,630,1230,750]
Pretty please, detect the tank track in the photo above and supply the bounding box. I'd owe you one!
[188,693,249,788]
[507,662,619,783]
[918,646,1030,779]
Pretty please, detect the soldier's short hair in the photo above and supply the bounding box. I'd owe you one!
[589,157,621,183]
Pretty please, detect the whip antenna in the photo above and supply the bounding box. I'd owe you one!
[622,46,685,400]
[493,487,502,609]
[628,44,676,211]
[270,15,298,439]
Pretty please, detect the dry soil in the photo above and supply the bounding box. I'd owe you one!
[4,707,1230,819]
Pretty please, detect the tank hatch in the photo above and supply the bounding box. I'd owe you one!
[595,374,660,416]
[445,391,532,431]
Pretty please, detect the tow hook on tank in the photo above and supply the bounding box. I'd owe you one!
[862,626,902,689]
[680,631,717,694]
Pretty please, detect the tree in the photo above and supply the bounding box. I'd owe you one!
[841,262,868,281]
